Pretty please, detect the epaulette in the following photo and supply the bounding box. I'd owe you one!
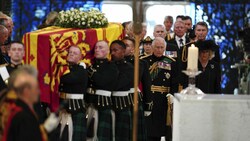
[0,63,8,68]
[163,55,176,62]
[139,55,150,60]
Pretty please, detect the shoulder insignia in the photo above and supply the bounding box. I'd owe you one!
[163,56,176,62]
[0,63,8,68]
[140,55,150,60]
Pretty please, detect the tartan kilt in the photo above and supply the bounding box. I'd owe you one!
[97,109,113,141]
[72,112,87,141]
[115,109,132,141]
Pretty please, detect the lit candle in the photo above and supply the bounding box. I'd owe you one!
[187,44,198,71]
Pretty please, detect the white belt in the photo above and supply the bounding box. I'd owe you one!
[95,89,112,97]
[112,91,129,97]
[129,88,141,93]
[60,93,84,99]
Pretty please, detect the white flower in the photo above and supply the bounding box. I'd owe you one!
[82,22,85,25]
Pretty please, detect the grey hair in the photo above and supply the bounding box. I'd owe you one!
[164,16,173,23]
[8,65,38,90]
[153,24,166,32]
[152,37,166,47]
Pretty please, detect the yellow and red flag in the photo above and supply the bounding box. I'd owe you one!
[23,23,124,111]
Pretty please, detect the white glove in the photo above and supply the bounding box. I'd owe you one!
[166,94,174,104]
[79,62,86,69]
[144,111,151,116]
[43,113,59,133]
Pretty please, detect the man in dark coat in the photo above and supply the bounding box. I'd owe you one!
[2,65,59,141]
[123,37,153,141]
[195,21,220,64]
[195,40,221,94]
[86,40,119,141]
[58,45,88,141]
[0,25,8,65]
[110,40,134,141]
[142,37,178,141]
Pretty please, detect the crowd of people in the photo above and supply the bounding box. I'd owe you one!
[0,10,222,141]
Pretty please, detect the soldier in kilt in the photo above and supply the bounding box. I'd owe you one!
[122,37,153,141]
[86,40,119,141]
[142,37,178,141]
[110,40,134,141]
[58,45,88,141]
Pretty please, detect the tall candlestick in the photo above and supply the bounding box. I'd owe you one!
[187,44,198,71]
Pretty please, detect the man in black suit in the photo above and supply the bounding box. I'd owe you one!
[195,21,220,64]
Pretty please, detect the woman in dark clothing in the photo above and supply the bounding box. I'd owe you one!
[195,40,221,94]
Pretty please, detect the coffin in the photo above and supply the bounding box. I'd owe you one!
[22,23,124,110]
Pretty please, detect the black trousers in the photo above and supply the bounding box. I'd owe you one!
[148,137,161,141]
[148,136,172,141]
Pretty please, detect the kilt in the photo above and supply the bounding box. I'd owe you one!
[72,112,87,141]
[115,109,132,141]
[97,109,113,141]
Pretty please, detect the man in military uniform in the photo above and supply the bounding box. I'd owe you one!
[110,40,134,141]
[86,40,119,141]
[140,36,153,58]
[0,41,25,91]
[123,37,153,141]
[168,21,191,90]
[195,40,221,94]
[142,37,178,141]
[58,45,88,141]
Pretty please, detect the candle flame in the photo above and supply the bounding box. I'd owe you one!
[191,44,195,48]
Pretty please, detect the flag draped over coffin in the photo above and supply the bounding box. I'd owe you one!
[22,23,124,111]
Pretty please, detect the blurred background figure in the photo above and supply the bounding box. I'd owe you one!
[37,11,58,29]
[0,25,8,64]
[164,15,174,41]
[140,23,147,40]
[0,43,10,63]
[0,12,14,45]
[122,21,131,37]
[140,36,153,57]
[176,15,184,22]
[1,65,59,141]
[153,24,166,39]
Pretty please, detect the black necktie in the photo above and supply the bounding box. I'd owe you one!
[179,38,184,47]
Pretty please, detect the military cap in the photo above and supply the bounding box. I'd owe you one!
[142,36,153,44]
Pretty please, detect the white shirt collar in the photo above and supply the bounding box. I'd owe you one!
[175,35,186,48]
